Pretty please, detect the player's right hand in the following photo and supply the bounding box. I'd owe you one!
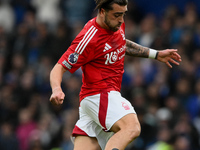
[50,87,65,105]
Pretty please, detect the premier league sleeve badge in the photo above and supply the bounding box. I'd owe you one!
[68,52,79,64]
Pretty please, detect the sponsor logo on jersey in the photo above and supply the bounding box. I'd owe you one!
[104,44,126,65]
[104,51,118,64]
[103,43,112,52]
[62,60,72,69]
[120,29,125,40]
[68,52,79,64]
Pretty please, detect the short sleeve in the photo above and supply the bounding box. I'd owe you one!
[58,26,98,73]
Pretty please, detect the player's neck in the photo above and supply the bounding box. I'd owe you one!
[96,15,110,30]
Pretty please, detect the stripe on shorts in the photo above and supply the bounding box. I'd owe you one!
[72,125,88,136]
[99,91,108,131]
[75,25,98,54]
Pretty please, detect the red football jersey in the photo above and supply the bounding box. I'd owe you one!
[58,17,126,101]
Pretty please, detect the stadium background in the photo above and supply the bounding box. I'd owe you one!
[0,0,200,150]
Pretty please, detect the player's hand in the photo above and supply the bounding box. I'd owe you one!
[50,87,65,105]
[157,49,182,68]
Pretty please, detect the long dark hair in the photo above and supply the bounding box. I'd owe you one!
[95,0,128,11]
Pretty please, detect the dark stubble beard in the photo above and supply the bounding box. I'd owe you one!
[104,13,120,32]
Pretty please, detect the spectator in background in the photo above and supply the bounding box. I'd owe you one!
[0,26,8,87]
[147,126,173,150]
[164,96,185,127]
[173,135,190,150]
[61,0,94,26]
[0,84,19,125]
[10,23,30,56]
[173,115,200,150]
[50,21,73,63]
[16,108,37,150]
[30,0,62,31]
[186,78,200,121]
[60,109,78,150]
[0,122,19,150]
[0,1,15,33]
[138,14,156,47]
[10,0,34,25]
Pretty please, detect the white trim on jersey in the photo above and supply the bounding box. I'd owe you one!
[75,25,98,54]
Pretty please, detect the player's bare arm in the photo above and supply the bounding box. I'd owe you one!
[125,39,149,57]
[50,63,67,105]
[125,39,182,68]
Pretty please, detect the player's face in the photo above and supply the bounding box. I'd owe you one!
[104,4,127,32]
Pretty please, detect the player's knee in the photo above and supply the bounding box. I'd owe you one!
[128,128,140,142]
[134,124,141,138]
[127,124,141,142]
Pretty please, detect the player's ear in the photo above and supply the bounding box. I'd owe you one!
[99,8,106,16]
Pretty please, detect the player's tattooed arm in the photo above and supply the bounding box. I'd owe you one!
[125,39,149,58]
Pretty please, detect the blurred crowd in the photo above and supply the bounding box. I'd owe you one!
[0,0,199,150]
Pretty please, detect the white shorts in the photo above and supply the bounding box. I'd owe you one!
[72,91,136,149]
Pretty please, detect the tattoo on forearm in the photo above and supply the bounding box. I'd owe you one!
[125,39,149,58]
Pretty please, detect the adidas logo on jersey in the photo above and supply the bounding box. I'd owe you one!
[103,43,112,52]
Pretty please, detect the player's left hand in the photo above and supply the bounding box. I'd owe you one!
[157,49,182,68]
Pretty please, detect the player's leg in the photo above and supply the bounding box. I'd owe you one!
[104,113,141,150]
[100,91,141,150]
[74,135,101,150]
[72,97,103,150]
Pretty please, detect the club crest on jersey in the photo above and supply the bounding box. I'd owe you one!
[68,52,79,64]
